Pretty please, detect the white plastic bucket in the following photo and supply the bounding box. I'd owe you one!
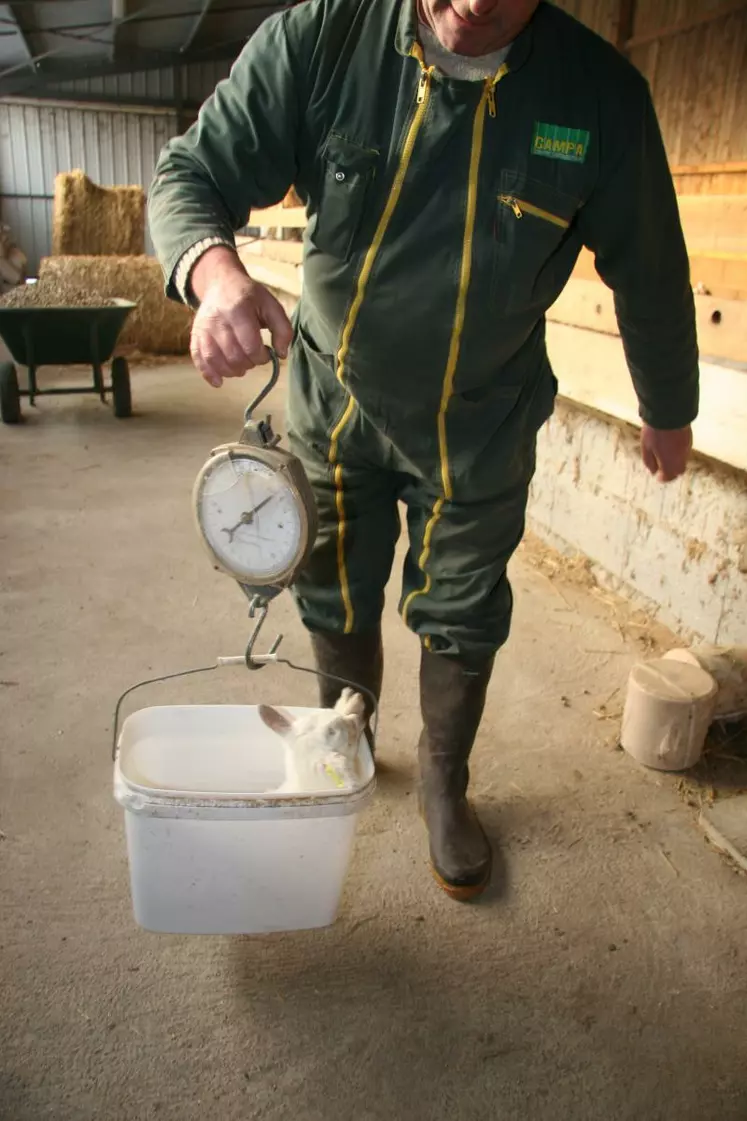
[114,704,375,935]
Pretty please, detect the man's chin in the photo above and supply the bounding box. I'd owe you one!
[430,7,507,56]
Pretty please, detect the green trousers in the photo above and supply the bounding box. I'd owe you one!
[286,328,556,660]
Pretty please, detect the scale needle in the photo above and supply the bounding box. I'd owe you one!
[222,495,276,542]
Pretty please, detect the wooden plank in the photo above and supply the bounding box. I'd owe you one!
[236,236,304,265]
[546,322,747,473]
[260,239,304,266]
[700,797,747,874]
[624,1,747,51]
[247,204,307,229]
[676,194,747,254]
[688,252,747,300]
[548,278,747,363]
[549,278,618,335]
[571,247,747,301]
[236,243,303,297]
[674,172,747,196]
[615,0,637,52]
[672,161,747,176]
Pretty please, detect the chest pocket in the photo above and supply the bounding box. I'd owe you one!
[491,170,580,312]
[312,132,379,261]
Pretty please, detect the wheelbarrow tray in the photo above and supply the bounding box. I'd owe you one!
[0,299,136,367]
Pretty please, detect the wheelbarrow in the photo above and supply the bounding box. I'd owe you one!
[0,298,136,424]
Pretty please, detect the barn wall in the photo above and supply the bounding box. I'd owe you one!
[0,99,178,273]
[44,59,232,111]
[554,0,747,194]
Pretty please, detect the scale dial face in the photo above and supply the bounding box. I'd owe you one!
[195,451,305,584]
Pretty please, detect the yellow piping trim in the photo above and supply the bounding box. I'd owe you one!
[333,463,354,634]
[498,195,570,230]
[328,396,356,465]
[401,496,445,623]
[402,67,509,628]
[329,48,434,635]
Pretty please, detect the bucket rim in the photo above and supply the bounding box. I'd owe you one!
[114,702,376,808]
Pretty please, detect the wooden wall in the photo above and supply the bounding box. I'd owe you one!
[554,0,747,194]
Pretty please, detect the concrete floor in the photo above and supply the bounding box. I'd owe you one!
[1,362,746,1121]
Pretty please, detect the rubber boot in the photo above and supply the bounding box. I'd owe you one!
[418,648,495,901]
[309,628,383,750]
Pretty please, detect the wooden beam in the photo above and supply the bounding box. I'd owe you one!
[180,0,214,54]
[675,194,747,254]
[672,161,747,176]
[548,278,747,364]
[625,0,747,52]
[249,194,747,261]
[2,2,38,74]
[614,0,636,53]
[572,245,747,302]
[236,236,304,265]
[236,241,303,297]
[688,253,747,301]
[247,204,307,229]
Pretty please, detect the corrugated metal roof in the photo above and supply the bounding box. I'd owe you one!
[0,1,289,97]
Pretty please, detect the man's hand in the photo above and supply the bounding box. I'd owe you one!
[640,423,693,483]
[189,246,293,388]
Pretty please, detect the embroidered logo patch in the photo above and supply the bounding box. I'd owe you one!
[532,122,590,164]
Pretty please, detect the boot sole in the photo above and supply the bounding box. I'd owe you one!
[418,796,492,901]
[430,860,491,902]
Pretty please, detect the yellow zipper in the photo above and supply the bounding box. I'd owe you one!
[328,46,434,634]
[498,194,570,229]
[402,65,509,627]
[329,49,434,460]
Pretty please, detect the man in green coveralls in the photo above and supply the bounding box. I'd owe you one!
[148,0,698,900]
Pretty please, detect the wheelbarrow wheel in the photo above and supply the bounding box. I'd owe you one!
[111,357,132,419]
[0,361,22,424]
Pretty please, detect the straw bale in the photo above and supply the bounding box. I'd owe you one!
[39,256,193,354]
[52,171,145,257]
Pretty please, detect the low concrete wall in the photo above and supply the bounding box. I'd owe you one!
[528,399,747,645]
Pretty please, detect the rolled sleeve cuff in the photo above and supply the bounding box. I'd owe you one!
[173,236,235,308]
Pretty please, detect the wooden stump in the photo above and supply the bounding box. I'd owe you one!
[621,659,718,772]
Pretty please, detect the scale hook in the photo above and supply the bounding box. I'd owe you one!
[244,348,281,421]
[244,595,283,670]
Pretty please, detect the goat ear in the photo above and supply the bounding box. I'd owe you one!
[258,705,293,735]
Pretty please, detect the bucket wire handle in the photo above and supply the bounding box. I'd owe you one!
[111,655,379,761]
[112,664,219,760]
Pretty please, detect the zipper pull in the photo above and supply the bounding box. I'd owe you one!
[417,70,431,104]
[486,82,496,118]
[499,195,523,219]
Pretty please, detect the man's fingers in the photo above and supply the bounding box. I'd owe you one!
[257,287,294,359]
[191,325,237,387]
[650,446,672,482]
[641,437,659,477]
[228,303,271,367]
[656,459,678,483]
[640,424,692,484]
[210,322,256,376]
[187,268,293,390]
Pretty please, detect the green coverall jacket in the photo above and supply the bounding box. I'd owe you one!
[148,0,699,658]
